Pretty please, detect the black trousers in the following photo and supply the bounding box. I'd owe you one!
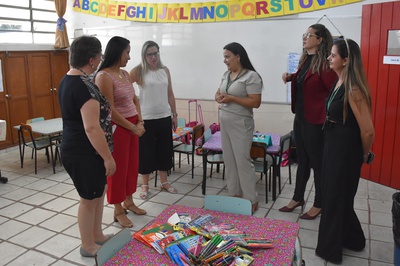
[139,116,173,174]
[316,122,365,263]
[292,114,324,208]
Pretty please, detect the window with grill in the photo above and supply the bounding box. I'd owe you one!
[0,0,56,44]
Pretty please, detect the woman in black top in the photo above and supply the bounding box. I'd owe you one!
[316,38,375,263]
[58,36,116,257]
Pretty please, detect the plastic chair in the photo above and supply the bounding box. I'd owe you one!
[292,236,305,266]
[95,228,131,266]
[271,132,292,194]
[177,117,186,127]
[53,142,62,169]
[26,117,62,163]
[19,123,54,174]
[252,132,293,199]
[250,141,270,203]
[204,195,252,216]
[26,117,45,158]
[173,123,204,179]
[203,128,225,179]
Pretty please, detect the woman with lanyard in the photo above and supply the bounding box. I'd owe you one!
[215,42,263,214]
[316,38,374,264]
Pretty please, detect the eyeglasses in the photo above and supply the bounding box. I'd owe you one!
[146,52,159,58]
[302,32,319,39]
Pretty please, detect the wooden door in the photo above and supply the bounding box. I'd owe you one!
[1,52,32,146]
[360,1,400,189]
[50,51,69,118]
[28,52,54,119]
[0,53,13,147]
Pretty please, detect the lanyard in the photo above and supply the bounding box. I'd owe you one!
[226,68,244,93]
[327,84,342,111]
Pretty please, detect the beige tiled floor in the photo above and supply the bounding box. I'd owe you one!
[0,146,396,265]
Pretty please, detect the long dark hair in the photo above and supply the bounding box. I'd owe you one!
[223,42,262,82]
[224,42,256,72]
[334,38,372,122]
[298,24,333,74]
[98,36,130,72]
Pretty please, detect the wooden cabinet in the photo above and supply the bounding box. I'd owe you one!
[0,50,69,149]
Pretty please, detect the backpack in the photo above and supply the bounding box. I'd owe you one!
[209,123,220,134]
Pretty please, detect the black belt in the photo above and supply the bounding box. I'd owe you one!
[322,116,338,130]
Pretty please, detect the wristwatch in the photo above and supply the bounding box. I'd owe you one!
[172,112,178,117]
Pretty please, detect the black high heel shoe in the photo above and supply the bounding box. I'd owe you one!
[278,200,305,212]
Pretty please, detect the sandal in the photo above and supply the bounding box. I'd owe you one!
[114,211,133,228]
[160,182,178,194]
[122,202,146,215]
[139,185,149,200]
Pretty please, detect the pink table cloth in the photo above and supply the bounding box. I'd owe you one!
[201,132,281,199]
[202,131,280,154]
[104,204,299,265]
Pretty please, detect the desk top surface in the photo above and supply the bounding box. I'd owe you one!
[203,132,280,153]
[14,118,62,135]
[105,204,299,265]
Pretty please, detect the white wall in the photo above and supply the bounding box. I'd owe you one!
[66,0,391,104]
[2,0,387,134]
[63,0,392,133]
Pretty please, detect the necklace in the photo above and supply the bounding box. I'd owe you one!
[77,68,89,78]
[327,83,342,111]
[226,68,244,92]
[118,70,123,79]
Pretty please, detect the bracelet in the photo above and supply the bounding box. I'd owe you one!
[172,112,178,117]
[132,124,137,131]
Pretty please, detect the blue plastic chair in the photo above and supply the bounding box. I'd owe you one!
[204,195,252,216]
[177,117,186,127]
[204,128,225,179]
[95,228,131,266]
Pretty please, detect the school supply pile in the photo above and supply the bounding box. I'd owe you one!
[133,213,274,266]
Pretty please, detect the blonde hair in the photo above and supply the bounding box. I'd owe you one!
[134,40,164,86]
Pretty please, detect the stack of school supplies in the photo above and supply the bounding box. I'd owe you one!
[141,222,175,253]
[164,234,203,265]
[132,222,162,247]
[188,214,235,238]
[165,233,257,266]
[133,213,273,265]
